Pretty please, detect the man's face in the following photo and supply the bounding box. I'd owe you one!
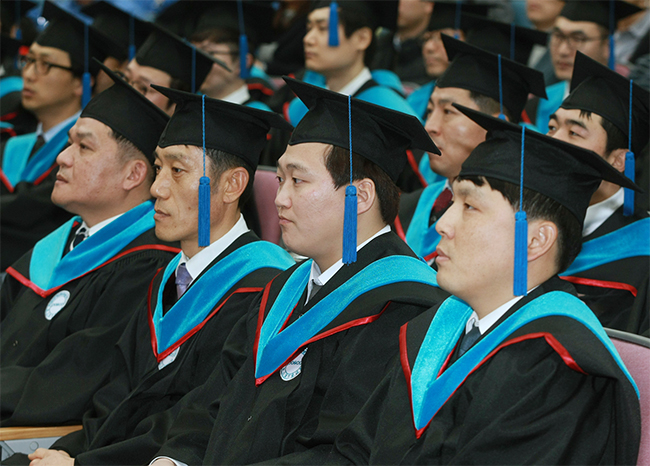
[124,59,174,115]
[150,145,227,253]
[303,7,364,77]
[275,142,346,268]
[424,86,487,179]
[397,0,433,32]
[21,43,82,116]
[94,56,127,96]
[526,0,565,30]
[550,16,608,81]
[52,118,127,218]
[193,40,239,97]
[421,28,465,78]
[435,178,516,304]
[547,107,609,156]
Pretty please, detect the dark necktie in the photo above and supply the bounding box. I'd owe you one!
[70,226,88,250]
[458,323,481,357]
[429,188,453,226]
[175,263,192,299]
[29,134,46,159]
[307,280,322,303]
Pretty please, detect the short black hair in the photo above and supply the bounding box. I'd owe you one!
[469,90,515,123]
[457,174,583,273]
[578,110,627,156]
[324,145,399,224]
[205,147,254,208]
[110,128,154,184]
[338,7,376,67]
[190,27,240,57]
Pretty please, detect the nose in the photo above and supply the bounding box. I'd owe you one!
[424,107,441,139]
[150,169,170,200]
[56,144,74,168]
[435,199,456,238]
[275,177,290,211]
[303,26,317,47]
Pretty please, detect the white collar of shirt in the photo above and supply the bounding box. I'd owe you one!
[307,225,391,301]
[332,67,372,97]
[36,111,80,143]
[465,286,540,335]
[582,188,624,237]
[221,84,251,105]
[176,214,249,284]
[72,212,123,251]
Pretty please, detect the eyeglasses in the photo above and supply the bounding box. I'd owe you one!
[19,55,75,75]
[549,29,607,49]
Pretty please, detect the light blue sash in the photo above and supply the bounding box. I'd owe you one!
[29,201,156,291]
[405,181,447,258]
[407,80,436,121]
[255,255,438,380]
[2,119,75,187]
[563,218,650,276]
[534,80,566,134]
[152,242,294,356]
[0,76,23,98]
[409,292,639,433]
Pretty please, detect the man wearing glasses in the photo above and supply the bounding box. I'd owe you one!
[526,0,642,133]
[0,1,113,270]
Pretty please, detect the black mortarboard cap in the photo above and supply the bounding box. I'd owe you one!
[425,1,490,32]
[1,33,22,59]
[463,14,548,64]
[284,76,440,182]
[454,103,641,224]
[562,52,649,155]
[81,59,169,162]
[135,22,230,93]
[436,34,547,121]
[1,0,36,41]
[153,84,293,169]
[559,0,643,30]
[36,1,112,74]
[82,1,149,62]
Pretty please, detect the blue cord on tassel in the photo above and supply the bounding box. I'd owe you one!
[15,2,22,40]
[198,94,211,247]
[342,94,357,265]
[510,23,515,61]
[608,0,616,70]
[624,79,635,216]
[82,23,91,108]
[237,0,250,78]
[191,46,196,94]
[497,54,505,120]
[328,1,339,47]
[128,16,136,61]
[513,126,528,296]
[454,1,462,39]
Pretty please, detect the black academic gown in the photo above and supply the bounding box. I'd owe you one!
[0,227,179,427]
[560,206,649,336]
[47,232,286,466]
[328,277,641,465]
[155,231,449,465]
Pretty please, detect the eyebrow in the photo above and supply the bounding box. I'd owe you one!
[454,183,484,200]
[307,18,328,26]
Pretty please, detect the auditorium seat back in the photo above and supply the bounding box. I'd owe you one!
[254,166,281,245]
[606,328,650,466]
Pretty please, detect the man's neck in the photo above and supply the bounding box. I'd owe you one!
[205,78,246,101]
[325,61,366,93]
[37,102,82,133]
[397,20,429,41]
[182,209,241,259]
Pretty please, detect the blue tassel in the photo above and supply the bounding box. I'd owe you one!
[329,1,339,47]
[15,28,22,41]
[198,176,211,247]
[128,44,136,62]
[608,35,616,70]
[343,185,357,264]
[239,34,249,79]
[82,72,92,108]
[128,16,135,61]
[513,211,528,296]
[624,151,635,216]
[497,54,505,120]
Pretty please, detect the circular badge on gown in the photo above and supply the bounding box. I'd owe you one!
[280,348,308,381]
[44,290,70,320]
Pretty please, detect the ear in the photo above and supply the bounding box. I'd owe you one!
[220,167,250,205]
[527,219,558,263]
[123,159,150,191]
[72,74,85,98]
[352,26,373,53]
[606,148,627,173]
[354,178,377,216]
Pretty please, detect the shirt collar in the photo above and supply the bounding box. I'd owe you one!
[177,214,249,283]
[78,212,124,238]
[465,285,540,335]
[307,225,391,298]
[36,111,80,143]
[220,84,251,105]
[583,188,624,237]
[333,67,372,97]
